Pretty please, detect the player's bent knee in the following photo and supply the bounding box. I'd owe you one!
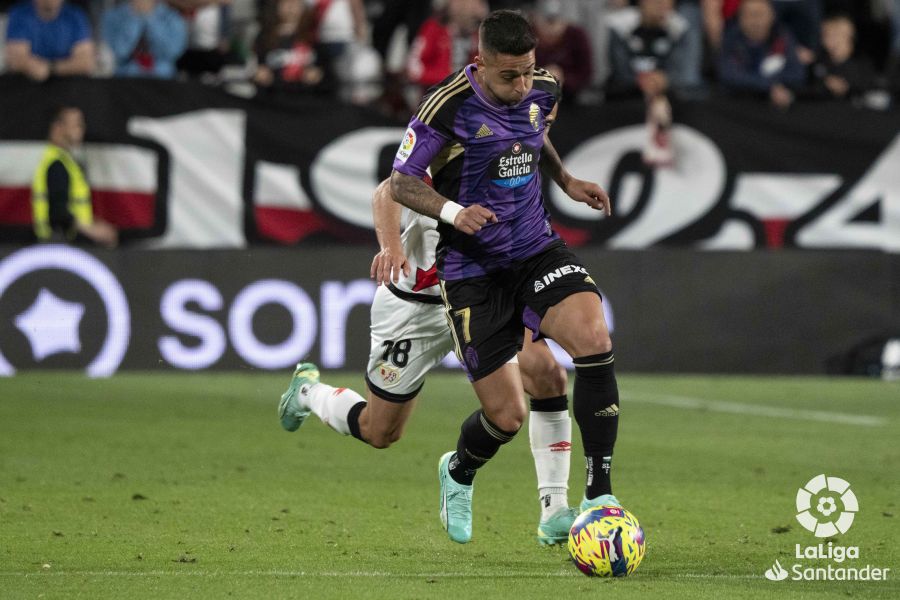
[545,363,568,396]
[528,362,567,399]
[568,325,612,357]
[486,406,526,434]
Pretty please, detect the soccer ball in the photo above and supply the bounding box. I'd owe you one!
[568,505,646,577]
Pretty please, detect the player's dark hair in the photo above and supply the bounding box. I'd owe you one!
[479,10,536,56]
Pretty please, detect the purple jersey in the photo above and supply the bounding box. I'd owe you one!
[392,64,562,280]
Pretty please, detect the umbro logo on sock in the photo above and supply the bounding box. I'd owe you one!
[595,404,619,417]
[548,441,571,452]
[475,123,494,138]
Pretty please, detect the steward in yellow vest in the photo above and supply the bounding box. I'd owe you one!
[31,107,117,247]
[32,143,93,241]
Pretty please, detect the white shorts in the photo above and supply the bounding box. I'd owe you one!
[365,285,455,401]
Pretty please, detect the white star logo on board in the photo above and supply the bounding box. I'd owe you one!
[0,245,131,377]
[15,288,85,360]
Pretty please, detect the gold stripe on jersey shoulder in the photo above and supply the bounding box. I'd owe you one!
[420,76,472,125]
[416,71,467,123]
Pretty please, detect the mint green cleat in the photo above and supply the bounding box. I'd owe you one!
[278,362,320,432]
[536,506,579,545]
[438,452,473,543]
[580,493,622,512]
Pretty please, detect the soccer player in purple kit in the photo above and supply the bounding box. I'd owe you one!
[390,9,621,544]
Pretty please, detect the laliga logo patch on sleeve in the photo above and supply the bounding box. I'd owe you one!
[395,127,417,163]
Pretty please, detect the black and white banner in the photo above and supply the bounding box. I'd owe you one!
[0,244,896,375]
[0,77,898,251]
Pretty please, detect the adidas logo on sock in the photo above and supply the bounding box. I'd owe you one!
[594,404,619,417]
[475,123,494,138]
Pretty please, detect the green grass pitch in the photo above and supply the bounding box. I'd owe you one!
[1,372,898,599]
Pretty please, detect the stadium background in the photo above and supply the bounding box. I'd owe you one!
[0,77,898,377]
[1,1,899,597]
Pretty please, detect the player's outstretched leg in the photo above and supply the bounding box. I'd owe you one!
[278,362,367,437]
[438,451,474,543]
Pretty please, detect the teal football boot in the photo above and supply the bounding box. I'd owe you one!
[278,362,320,432]
[536,506,579,545]
[580,493,622,512]
[438,452,473,543]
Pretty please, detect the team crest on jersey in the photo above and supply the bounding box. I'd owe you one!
[379,362,401,387]
[529,103,541,131]
[491,141,536,188]
[395,127,416,163]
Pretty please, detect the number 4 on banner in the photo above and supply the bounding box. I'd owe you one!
[796,134,900,252]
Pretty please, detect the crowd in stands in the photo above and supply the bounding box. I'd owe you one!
[2,0,899,113]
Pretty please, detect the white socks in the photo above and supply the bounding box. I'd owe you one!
[304,383,366,436]
[529,408,572,520]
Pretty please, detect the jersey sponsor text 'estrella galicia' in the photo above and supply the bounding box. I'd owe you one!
[392,64,561,280]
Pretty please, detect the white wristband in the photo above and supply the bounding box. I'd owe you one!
[439,201,464,225]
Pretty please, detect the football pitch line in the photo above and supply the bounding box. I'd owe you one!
[0,570,760,580]
[623,392,888,427]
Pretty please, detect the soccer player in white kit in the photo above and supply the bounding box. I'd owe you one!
[279,178,579,544]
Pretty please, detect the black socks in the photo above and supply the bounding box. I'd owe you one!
[448,410,518,485]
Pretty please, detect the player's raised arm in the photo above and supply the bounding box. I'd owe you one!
[540,106,612,217]
[371,178,410,285]
[390,171,496,235]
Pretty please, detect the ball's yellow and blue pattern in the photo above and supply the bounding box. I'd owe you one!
[567,506,646,577]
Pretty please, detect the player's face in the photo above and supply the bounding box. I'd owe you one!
[475,49,536,106]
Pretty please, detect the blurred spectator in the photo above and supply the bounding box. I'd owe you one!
[822,1,892,71]
[253,0,332,92]
[539,0,630,92]
[676,0,706,88]
[102,0,188,78]
[703,0,819,58]
[772,0,821,63]
[406,0,487,91]
[4,0,95,81]
[608,0,692,165]
[532,0,593,99]
[314,0,380,104]
[807,14,875,101]
[607,0,695,95]
[169,0,233,78]
[701,0,735,50]
[32,106,117,247]
[717,0,805,109]
[312,0,367,61]
[370,0,430,63]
